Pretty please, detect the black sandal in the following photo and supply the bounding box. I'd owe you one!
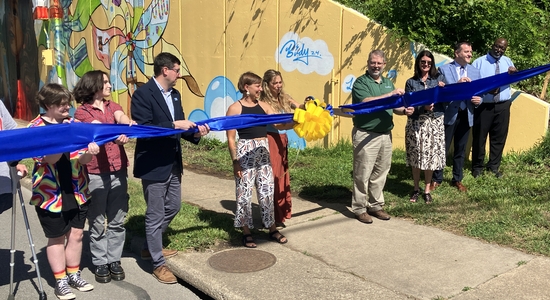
[242,234,257,248]
[409,190,420,203]
[269,230,288,244]
[423,193,433,204]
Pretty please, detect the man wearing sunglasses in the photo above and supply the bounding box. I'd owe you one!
[471,38,517,179]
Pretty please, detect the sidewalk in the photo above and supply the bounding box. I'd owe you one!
[167,170,550,300]
[13,119,550,299]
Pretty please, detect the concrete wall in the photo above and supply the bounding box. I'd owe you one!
[29,0,548,152]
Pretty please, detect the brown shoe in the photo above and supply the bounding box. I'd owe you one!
[141,248,178,260]
[430,181,440,191]
[152,265,177,284]
[368,209,391,220]
[356,212,373,224]
[453,181,467,192]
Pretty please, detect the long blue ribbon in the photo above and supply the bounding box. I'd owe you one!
[0,114,295,162]
[340,63,550,115]
[1,63,548,162]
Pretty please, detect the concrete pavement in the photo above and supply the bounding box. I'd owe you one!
[168,169,550,300]
[0,182,207,300]
[9,118,550,299]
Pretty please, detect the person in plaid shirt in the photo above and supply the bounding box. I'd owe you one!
[73,70,133,284]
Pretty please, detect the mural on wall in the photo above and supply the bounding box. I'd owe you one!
[188,76,306,149]
[276,31,334,76]
[342,74,355,94]
[0,0,39,120]
[34,0,202,112]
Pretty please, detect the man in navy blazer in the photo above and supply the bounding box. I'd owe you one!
[432,42,482,192]
[131,52,209,284]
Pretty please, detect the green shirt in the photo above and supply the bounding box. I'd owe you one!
[351,73,395,133]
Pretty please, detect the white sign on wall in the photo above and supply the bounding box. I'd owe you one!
[276,32,334,76]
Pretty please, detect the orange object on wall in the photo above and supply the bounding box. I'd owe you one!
[14,80,30,120]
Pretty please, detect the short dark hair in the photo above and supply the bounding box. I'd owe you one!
[413,50,438,79]
[153,52,181,76]
[237,72,262,94]
[36,83,74,110]
[73,70,108,104]
[454,41,472,53]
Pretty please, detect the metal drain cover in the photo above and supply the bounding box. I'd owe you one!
[207,249,276,273]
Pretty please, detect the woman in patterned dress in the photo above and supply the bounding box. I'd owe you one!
[226,72,290,248]
[405,50,446,204]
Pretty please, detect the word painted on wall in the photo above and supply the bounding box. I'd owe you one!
[276,32,334,76]
[342,74,356,93]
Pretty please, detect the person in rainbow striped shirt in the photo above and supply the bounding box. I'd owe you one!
[28,83,99,300]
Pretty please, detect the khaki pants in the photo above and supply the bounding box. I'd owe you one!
[351,128,392,215]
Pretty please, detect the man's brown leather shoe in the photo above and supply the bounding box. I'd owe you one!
[430,181,440,191]
[368,209,391,220]
[152,265,177,284]
[453,181,467,192]
[141,248,178,260]
[356,212,373,224]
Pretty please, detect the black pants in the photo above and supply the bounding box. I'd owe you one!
[471,101,511,173]
[433,109,471,184]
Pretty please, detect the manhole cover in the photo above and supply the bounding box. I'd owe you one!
[208,249,276,273]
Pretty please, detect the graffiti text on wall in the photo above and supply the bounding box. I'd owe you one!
[276,32,334,76]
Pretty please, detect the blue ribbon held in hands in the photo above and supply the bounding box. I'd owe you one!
[340,63,550,115]
[1,63,549,162]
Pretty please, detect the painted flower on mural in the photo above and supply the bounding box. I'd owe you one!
[92,0,202,104]
[36,0,202,107]
[188,76,306,149]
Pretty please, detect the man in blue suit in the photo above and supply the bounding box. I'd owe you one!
[131,52,209,284]
[432,42,482,192]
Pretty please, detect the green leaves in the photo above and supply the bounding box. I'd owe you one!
[337,0,550,98]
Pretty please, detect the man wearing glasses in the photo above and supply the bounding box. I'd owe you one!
[471,38,517,178]
[131,52,209,284]
[351,49,414,224]
[432,42,482,192]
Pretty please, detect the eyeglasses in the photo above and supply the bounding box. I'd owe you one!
[166,67,181,74]
[369,61,385,66]
[493,44,506,51]
[420,60,432,65]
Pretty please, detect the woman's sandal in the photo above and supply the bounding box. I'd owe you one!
[423,193,433,204]
[409,190,420,203]
[269,230,288,244]
[242,234,257,248]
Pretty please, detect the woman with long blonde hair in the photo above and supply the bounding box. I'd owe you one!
[259,70,300,227]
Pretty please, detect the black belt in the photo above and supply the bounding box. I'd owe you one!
[483,100,509,105]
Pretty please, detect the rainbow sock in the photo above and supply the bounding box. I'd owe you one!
[66,265,79,275]
[53,270,67,280]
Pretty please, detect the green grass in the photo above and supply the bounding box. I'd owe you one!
[124,178,239,251]
[20,131,550,255]
[181,133,550,256]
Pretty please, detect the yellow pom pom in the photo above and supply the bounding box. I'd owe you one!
[292,98,333,142]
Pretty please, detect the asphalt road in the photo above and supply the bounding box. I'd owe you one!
[0,184,212,300]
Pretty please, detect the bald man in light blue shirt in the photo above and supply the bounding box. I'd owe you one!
[471,38,517,178]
